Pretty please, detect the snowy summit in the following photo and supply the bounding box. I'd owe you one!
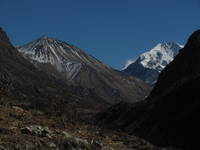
[123,42,184,84]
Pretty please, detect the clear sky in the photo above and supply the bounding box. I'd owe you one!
[0,0,200,69]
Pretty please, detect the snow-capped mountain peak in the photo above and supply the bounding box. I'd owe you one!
[19,36,88,64]
[139,42,183,71]
[123,42,183,84]
[18,37,96,81]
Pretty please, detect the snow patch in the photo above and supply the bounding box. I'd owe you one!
[139,42,183,71]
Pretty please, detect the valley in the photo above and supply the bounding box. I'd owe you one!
[1,26,200,150]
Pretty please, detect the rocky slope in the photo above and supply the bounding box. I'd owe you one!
[123,42,183,84]
[98,30,200,150]
[17,37,151,104]
[140,29,200,149]
[0,105,180,150]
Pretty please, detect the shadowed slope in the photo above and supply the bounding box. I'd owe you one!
[98,30,200,150]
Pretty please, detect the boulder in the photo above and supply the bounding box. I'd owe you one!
[21,125,52,138]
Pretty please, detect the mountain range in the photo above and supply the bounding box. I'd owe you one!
[123,42,183,84]
[0,27,163,150]
[17,36,150,104]
[1,26,200,150]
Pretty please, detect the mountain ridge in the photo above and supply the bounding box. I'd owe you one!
[18,36,151,104]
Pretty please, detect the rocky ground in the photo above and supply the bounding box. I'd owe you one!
[0,105,180,150]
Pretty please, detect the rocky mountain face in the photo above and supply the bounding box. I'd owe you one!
[0,27,110,117]
[98,30,200,150]
[2,29,77,115]
[18,37,151,104]
[123,42,183,84]
[140,30,200,149]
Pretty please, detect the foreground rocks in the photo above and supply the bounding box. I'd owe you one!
[19,125,101,150]
[0,105,180,150]
[20,125,52,138]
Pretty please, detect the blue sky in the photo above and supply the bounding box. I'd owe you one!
[0,0,200,69]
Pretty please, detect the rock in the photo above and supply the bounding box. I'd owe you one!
[21,125,52,138]
[47,142,56,148]
[61,131,72,138]
[0,146,9,150]
[74,137,89,145]
[62,138,90,150]
[12,106,24,112]
[32,110,44,116]
[20,126,102,150]
[91,139,102,150]
[54,130,72,139]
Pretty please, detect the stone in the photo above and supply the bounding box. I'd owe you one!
[12,106,24,112]
[21,125,52,138]
[0,146,9,150]
[47,142,56,148]
[61,131,72,138]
